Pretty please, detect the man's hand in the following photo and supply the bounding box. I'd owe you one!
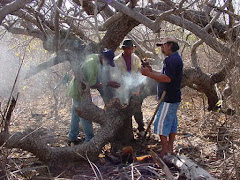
[147,65,152,72]
[141,67,151,76]
[141,59,152,72]
[107,81,121,88]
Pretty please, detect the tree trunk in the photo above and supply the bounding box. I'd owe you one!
[99,14,139,51]
[115,117,134,144]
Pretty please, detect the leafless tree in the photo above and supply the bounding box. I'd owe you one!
[0,0,239,165]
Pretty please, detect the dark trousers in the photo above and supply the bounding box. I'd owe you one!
[133,96,145,132]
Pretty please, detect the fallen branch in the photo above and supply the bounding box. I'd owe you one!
[163,154,216,180]
[149,150,175,180]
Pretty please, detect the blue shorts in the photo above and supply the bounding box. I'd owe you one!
[154,102,180,136]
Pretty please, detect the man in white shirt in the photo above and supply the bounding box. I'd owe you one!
[113,39,145,136]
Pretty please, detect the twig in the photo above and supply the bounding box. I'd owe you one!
[50,0,87,21]
[19,125,44,142]
[133,166,142,179]
[86,152,103,180]
[3,45,28,118]
[3,93,18,134]
[91,160,104,180]
[137,166,163,178]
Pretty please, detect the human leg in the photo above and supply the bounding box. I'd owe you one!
[168,132,176,153]
[68,99,81,141]
[168,103,180,153]
[154,102,180,157]
[134,95,145,132]
[159,135,169,157]
[80,118,94,142]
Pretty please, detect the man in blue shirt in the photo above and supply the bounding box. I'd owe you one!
[141,37,183,157]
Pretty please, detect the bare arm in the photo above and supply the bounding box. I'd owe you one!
[141,67,171,83]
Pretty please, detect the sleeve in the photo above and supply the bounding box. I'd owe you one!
[135,54,142,71]
[164,58,177,80]
[83,61,98,87]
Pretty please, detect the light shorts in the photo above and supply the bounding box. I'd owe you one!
[154,102,180,136]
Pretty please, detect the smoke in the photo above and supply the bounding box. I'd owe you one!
[0,34,70,106]
[0,42,24,100]
[111,68,147,104]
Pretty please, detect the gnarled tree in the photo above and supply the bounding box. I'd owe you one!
[0,0,239,165]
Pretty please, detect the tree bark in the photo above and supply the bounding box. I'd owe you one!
[0,94,140,165]
[182,68,219,111]
[99,14,139,51]
[0,0,32,24]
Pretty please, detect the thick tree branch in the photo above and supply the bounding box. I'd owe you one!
[210,58,236,84]
[101,3,114,17]
[227,0,235,29]
[191,39,203,72]
[11,10,40,28]
[25,51,70,79]
[65,19,90,41]
[203,0,216,16]
[96,2,233,59]
[0,0,32,24]
[53,0,63,52]
[141,7,235,59]
[0,95,142,165]
[209,4,240,21]
[127,33,155,59]
[153,1,236,41]
[98,12,123,31]
[0,117,124,163]
[76,0,95,15]
[101,0,172,32]
[99,14,139,51]
[3,25,45,39]
[182,68,218,110]
[101,0,159,32]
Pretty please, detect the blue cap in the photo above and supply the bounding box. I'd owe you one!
[101,49,115,67]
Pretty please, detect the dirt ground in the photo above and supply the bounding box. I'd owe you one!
[1,87,240,179]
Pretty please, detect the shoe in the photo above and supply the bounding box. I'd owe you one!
[138,131,145,137]
[67,138,83,146]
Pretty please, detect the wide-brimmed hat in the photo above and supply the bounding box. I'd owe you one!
[121,39,136,48]
[101,49,115,67]
[156,37,178,46]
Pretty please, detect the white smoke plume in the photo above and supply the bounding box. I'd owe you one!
[111,68,146,104]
